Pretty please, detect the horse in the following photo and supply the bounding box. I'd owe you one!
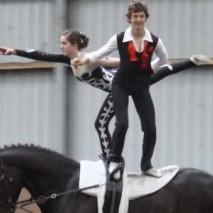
[0,145,213,213]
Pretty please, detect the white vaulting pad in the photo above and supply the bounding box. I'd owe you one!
[79,160,179,213]
[79,160,106,190]
[127,165,179,199]
[79,160,129,213]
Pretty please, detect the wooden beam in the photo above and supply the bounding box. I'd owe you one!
[0,62,55,70]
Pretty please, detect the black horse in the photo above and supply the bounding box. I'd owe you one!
[0,145,213,213]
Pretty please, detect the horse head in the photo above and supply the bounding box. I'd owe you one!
[0,144,80,212]
[0,156,23,212]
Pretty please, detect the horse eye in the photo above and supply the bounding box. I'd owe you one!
[0,174,4,181]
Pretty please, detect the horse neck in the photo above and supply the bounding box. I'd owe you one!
[1,147,80,201]
[23,154,80,213]
[24,159,79,197]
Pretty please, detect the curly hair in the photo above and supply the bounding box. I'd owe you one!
[62,30,89,50]
[126,0,149,22]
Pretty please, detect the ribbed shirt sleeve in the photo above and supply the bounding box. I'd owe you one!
[151,38,168,71]
[87,35,117,63]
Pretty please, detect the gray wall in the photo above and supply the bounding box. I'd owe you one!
[0,0,67,154]
[0,0,56,63]
[0,68,62,150]
[68,0,213,57]
[0,0,213,173]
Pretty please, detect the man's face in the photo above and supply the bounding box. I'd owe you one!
[129,11,147,29]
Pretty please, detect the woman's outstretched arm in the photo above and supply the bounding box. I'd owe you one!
[0,46,70,64]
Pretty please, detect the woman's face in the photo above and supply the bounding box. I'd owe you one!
[60,35,77,57]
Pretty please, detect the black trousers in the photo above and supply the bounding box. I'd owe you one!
[94,60,196,159]
[110,79,156,171]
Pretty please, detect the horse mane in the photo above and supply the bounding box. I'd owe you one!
[0,144,78,166]
[1,144,60,155]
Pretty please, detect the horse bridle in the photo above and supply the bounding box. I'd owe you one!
[0,160,15,213]
[0,159,99,213]
[0,160,41,213]
[14,184,100,213]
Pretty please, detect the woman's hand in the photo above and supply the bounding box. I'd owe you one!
[0,47,16,55]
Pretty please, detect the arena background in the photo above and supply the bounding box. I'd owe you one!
[0,0,213,212]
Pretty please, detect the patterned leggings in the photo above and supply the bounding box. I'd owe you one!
[82,60,195,158]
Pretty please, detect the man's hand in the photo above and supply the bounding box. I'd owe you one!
[71,57,89,66]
